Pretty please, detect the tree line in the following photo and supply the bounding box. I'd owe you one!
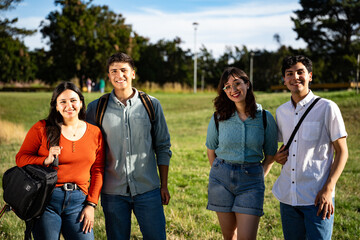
[1,0,359,91]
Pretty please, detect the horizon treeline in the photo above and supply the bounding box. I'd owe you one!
[1,0,359,91]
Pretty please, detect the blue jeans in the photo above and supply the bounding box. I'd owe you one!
[32,188,93,240]
[101,188,166,240]
[280,200,334,240]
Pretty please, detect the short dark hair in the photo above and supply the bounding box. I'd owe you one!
[106,52,135,72]
[281,55,312,76]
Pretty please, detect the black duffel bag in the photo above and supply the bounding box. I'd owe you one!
[2,163,58,239]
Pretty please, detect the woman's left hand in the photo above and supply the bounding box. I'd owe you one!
[79,205,95,233]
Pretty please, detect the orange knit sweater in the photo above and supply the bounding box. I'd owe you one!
[16,120,105,204]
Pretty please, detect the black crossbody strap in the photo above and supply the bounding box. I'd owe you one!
[284,97,321,151]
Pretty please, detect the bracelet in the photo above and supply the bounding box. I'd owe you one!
[86,201,97,208]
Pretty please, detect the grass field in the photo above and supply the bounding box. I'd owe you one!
[0,90,359,239]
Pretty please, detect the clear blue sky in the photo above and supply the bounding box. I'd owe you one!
[4,0,306,57]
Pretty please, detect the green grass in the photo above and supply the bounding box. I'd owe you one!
[0,90,359,239]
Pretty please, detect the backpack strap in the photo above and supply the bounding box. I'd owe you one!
[262,109,267,131]
[215,109,267,132]
[138,91,155,122]
[139,91,156,148]
[95,93,110,127]
[95,91,156,147]
[214,112,219,132]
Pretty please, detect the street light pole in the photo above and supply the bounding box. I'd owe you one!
[357,53,359,94]
[250,51,254,86]
[193,22,199,93]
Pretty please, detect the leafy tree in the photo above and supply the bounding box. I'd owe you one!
[197,45,221,88]
[136,37,193,86]
[40,0,136,87]
[292,0,360,83]
[0,0,36,83]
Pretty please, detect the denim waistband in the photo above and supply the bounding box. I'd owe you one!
[216,158,261,167]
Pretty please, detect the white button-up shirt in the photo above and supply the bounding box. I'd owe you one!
[272,91,347,206]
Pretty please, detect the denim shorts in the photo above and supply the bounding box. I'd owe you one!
[207,158,265,217]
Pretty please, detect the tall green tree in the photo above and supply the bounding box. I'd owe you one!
[136,37,193,86]
[40,0,136,87]
[0,0,36,83]
[292,0,360,83]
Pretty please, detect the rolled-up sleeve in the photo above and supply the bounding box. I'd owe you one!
[205,114,219,150]
[263,110,278,156]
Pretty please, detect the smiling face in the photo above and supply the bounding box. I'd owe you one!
[283,62,312,98]
[56,89,82,121]
[223,76,249,104]
[108,62,135,92]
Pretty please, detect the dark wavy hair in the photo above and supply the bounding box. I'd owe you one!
[45,82,86,148]
[214,67,257,121]
[281,55,312,76]
[106,52,135,72]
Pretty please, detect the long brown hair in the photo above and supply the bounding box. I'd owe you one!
[214,67,257,121]
[45,82,86,148]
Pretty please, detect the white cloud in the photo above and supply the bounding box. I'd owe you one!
[121,2,306,57]
[13,1,306,57]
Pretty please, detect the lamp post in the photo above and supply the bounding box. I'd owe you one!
[193,22,199,93]
[250,51,254,86]
[357,53,359,94]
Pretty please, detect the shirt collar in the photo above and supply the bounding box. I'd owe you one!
[110,88,139,107]
[290,90,314,109]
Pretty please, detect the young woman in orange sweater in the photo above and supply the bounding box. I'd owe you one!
[16,82,105,240]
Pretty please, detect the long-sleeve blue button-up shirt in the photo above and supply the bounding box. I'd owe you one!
[86,89,172,196]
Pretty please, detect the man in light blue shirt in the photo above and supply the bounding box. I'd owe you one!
[86,52,172,240]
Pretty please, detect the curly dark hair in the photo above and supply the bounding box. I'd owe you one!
[214,67,257,121]
[281,55,312,76]
[106,52,135,72]
[45,82,86,148]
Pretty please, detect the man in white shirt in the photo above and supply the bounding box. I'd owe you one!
[272,55,348,240]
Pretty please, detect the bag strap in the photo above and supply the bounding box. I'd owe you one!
[95,93,110,127]
[214,109,267,132]
[283,97,321,151]
[262,109,267,130]
[24,219,35,240]
[95,91,156,148]
[0,204,11,220]
[138,91,155,122]
[138,91,156,148]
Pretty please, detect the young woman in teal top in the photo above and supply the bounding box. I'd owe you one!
[206,67,277,240]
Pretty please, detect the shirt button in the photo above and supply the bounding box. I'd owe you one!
[294,140,296,142]
[292,169,295,171]
[292,181,295,184]
[293,154,295,157]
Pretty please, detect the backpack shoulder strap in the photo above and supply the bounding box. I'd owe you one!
[138,91,156,148]
[262,109,267,130]
[138,91,155,122]
[214,112,219,132]
[216,110,266,132]
[95,93,110,127]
